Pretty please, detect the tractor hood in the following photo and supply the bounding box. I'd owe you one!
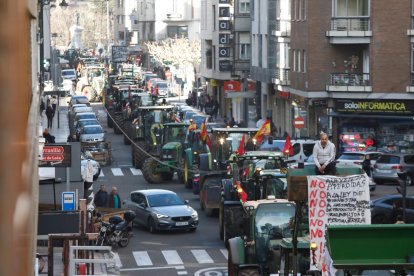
[162,142,182,151]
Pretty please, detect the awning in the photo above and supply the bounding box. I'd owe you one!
[328,112,414,121]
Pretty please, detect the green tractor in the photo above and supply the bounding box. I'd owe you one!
[130,105,175,169]
[197,127,259,216]
[219,151,288,245]
[142,122,189,184]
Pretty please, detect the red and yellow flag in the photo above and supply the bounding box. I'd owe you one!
[253,119,271,143]
[283,132,293,156]
[235,181,248,203]
[188,122,197,132]
[237,134,246,155]
[200,120,207,142]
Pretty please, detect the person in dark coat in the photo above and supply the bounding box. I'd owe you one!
[45,104,54,128]
[108,186,122,208]
[94,185,108,207]
[43,128,55,144]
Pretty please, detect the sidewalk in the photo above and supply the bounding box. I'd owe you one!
[40,96,70,143]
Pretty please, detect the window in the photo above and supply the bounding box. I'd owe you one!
[302,0,307,20]
[117,0,123,8]
[303,50,307,72]
[335,0,369,17]
[298,0,302,19]
[292,143,301,155]
[292,50,296,71]
[297,50,301,72]
[167,26,188,38]
[240,43,251,59]
[118,31,125,40]
[239,0,250,13]
[213,5,216,31]
[411,44,414,73]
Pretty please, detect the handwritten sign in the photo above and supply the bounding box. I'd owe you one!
[112,46,128,62]
[307,174,370,273]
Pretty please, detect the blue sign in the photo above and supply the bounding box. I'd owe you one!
[62,192,76,211]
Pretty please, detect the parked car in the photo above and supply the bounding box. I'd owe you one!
[373,153,414,185]
[123,189,198,233]
[81,152,101,180]
[370,194,414,224]
[79,125,105,143]
[70,105,93,116]
[336,151,382,168]
[73,112,98,127]
[260,139,316,162]
[74,119,100,140]
[61,69,77,82]
[68,95,90,108]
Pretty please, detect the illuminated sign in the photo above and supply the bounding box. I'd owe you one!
[335,99,414,115]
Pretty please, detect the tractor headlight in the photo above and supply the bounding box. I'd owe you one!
[153,142,157,146]
[253,138,257,145]
[219,138,224,145]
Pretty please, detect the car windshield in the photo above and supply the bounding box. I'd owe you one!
[78,120,99,127]
[77,114,96,121]
[157,83,168,88]
[62,71,75,76]
[338,153,364,160]
[260,141,285,152]
[147,193,184,207]
[164,125,188,143]
[377,155,400,164]
[83,126,103,134]
[72,98,89,105]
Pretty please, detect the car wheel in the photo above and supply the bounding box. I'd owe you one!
[148,217,157,233]
[372,214,388,224]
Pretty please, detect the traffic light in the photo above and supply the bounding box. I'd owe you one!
[397,171,407,196]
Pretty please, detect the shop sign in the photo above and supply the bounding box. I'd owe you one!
[219,7,230,17]
[335,99,414,115]
[224,80,241,92]
[39,144,72,167]
[219,47,230,57]
[219,20,231,30]
[278,91,290,99]
[210,79,217,87]
[219,60,232,71]
[312,99,327,107]
[219,34,230,44]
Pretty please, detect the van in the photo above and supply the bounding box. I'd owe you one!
[61,69,77,82]
[153,80,170,97]
[260,138,316,162]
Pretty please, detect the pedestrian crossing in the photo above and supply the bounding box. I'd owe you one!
[98,167,143,177]
[118,248,228,270]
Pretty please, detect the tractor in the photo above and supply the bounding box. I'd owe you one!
[142,122,189,184]
[197,127,259,216]
[130,105,175,169]
[76,65,106,102]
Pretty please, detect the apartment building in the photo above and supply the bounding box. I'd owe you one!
[257,0,414,152]
[200,0,253,124]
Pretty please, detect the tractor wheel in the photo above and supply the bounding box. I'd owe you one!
[142,158,163,184]
[107,112,113,128]
[184,159,199,189]
[202,177,221,217]
[123,123,131,145]
[114,114,123,134]
[133,141,149,169]
[161,172,174,181]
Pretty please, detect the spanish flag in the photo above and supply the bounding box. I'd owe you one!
[200,119,207,142]
[188,122,197,132]
[283,132,293,156]
[253,119,271,143]
[237,134,246,156]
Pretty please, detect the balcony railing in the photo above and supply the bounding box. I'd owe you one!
[272,68,290,85]
[330,18,370,32]
[272,19,291,36]
[327,73,371,92]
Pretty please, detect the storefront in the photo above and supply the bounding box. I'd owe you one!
[330,99,414,153]
[224,80,256,126]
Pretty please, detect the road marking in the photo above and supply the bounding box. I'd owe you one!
[112,252,123,268]
[162,250,183,265]
[120,266,178,272]
[133,251,153,266]
[99,170,104,177]
[177,271,188,275]
[111,168,123,176]
[220,249,228,260]
[191,249,214,264]
[130,168,142,176]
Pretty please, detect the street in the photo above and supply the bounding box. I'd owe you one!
[39,101,414,276]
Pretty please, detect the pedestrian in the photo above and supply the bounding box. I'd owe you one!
[43,128,55,144]
[392,202,403,223]
[40,98,45,115]
[229,117,236,127]
[82,159,95,200]
[199,94,206,112]
[45,104,54,129]
[270,120,278,137]
[94,185,108,207]
[313,132,336,175]
[362,154,372,177]
[108,186,122,208]
[213,99,219,120]
[51,95,58,117]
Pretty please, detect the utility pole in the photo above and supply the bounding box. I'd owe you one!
[106,0,110,50]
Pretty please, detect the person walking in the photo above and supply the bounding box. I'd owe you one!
[45,104,54,129]
[313,132,336,175]
[51,95,58,117]
[82,159,95,200]
[94,185,108,207]
[108,186,122,208]
[362,154,372,177]
[212,99,219,120]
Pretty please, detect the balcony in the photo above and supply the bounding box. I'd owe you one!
[326,18,372,44]
[327,73,372,92]
[272,68,290,86]
[271,19,291,42]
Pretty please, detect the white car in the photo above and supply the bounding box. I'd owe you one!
[79,125,105,143]
[336,151,382,168]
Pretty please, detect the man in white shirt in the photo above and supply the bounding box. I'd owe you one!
[313,132,336,175]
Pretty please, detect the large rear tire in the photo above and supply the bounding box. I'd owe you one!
[142,158,163,184]
[118,232,129,247]
[107,112,113,128]
[114,114,123,134]
[133,141,149,169]
[184,158,199,189]
[123,123,131,145]
[202,176,221,217]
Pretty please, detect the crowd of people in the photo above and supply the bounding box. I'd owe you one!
[186,91,220,120]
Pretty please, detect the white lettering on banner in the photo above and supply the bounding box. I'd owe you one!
[307,174,370,275]
[64,194,74,203]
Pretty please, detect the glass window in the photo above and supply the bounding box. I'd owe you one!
[240,43,251,59]
[376,155,400,164]
[303,143,314,157]
[411,44,414,73]
[167,26,188,38]
[303,50,307,72]
[292,143,301,155]
[404,155,414,164]
[297,50,301,72]
[336,0,369,17]
[239,0,250,13]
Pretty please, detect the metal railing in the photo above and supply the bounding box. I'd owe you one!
[69,245,117,276]
[275,68,290,82]
[275,19,291,34]
[330,18,370,31]
[329,73,370,86]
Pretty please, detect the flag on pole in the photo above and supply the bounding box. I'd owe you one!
[235,181,248,203]
[253,119,271,143]
[283,132,293,156]
[188,121,197,132]
[237,134,246,155]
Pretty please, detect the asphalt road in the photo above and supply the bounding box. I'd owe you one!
[38,101,414,276]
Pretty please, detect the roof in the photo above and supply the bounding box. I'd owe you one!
[242,151,284,158]
[243,198,292,209]
[131,189,176,196]
[212,127,259,133]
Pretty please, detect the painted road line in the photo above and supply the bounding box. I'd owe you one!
[177,271,188,275]
[133,251,153,266]
[112,252,123,268]
[130,168,142,176]
[99,170,104,177]
[191,250,214,264]
[111,168,124,176]
[162,250,183,265]
[220,249,228,260]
